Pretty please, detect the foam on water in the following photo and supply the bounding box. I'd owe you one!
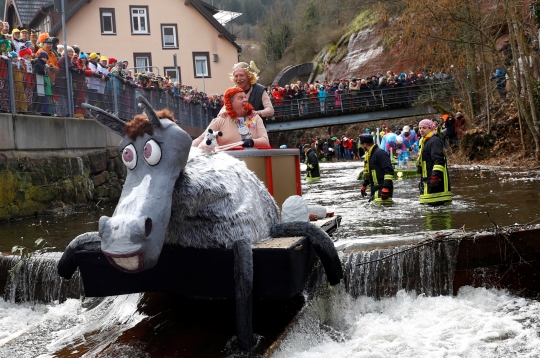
[272,286,540,358]
[0,294,146,357]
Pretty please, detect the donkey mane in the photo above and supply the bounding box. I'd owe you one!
[125,109,176,141]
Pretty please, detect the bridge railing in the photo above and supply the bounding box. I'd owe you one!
[270,80,455,121]
[0,57,213,128]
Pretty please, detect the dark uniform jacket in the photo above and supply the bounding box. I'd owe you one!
[305,148,320,181]
[361,145,394,202]
[419,135,452,204]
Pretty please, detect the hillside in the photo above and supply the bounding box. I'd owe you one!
[244,0,540,165]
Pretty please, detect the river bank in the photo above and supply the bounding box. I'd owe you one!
[0,149,126,222]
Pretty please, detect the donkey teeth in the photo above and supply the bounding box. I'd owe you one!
[112,256,139,270]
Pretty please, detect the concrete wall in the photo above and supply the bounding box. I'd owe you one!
[0,114,204,151]
[0,113,14,150]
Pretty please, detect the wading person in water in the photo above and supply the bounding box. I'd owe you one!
[417,119,452,205]
[303,144,321,182]
[357,133,394,204]
[193,87,270,149]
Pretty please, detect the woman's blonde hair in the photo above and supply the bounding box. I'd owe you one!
[229,61,260,85]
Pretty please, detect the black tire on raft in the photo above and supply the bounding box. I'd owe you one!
[270,222,344,285]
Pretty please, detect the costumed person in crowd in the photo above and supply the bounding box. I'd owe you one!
[444,113,457,146]
[35,37,59,86]
[380,131,406,157]
[193,87,270,149]
[380,123,387,137]
[86,52,104,107]
[227,61,274,120]
[400,125,419,152]
[11,46,27,112]
[357,133,394,204]
[11,28,23,52]
[32,51,53,115]
[318,85,327,113]
[0,39,12,111]
[303,144,321,182]
[417,119,452,205]
[18,46,34,111]
[29,30,39,54]
[20,29,28,42]
[56,46,77,117]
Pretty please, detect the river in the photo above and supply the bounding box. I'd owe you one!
[1,161,540,357]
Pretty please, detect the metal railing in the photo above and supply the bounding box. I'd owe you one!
[0,57,213,129]
[269,80,455,121]
[0,57,455,129]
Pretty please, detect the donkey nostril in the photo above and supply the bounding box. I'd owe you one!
[145,217,152,237]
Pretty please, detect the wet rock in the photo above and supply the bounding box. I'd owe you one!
[60,179,75,203]
[95,185,110,198]
[88,151,108,174]
[107,147,120,159]
[0,152,7,171]
[26,185,58,203]
[93,171,110,187]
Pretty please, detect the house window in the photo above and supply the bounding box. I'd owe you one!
[100,8,116,35]
[161,24,178,49]
[133,52,152,73]
[130,6,149,34]
[164,67,180,83]
[43,15,51,33]
[193,52,211,78]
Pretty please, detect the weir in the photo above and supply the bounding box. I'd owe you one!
[1,253,83,303]
[343,239,460,299]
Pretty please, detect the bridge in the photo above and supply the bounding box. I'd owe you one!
[265,79,452,132]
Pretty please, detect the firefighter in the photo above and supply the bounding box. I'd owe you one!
[357,134,394,204]
[303,144,321,182]
[417,119,452,205]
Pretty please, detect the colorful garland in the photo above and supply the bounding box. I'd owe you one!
[232,115,257,129]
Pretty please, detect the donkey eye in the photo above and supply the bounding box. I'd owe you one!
[122,144,137,170]
[143,140,162,166]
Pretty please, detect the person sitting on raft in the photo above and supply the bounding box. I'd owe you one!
[193,87,270,149]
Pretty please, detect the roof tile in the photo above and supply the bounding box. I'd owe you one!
[14,0,50,26]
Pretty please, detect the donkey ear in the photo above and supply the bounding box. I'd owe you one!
[81,103,126,137]
[137,95,163,129]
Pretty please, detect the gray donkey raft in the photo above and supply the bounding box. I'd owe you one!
[57,96,342,351]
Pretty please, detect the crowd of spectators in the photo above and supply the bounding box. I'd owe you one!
[0,22,452,123]
[298,111,466,163]
[267,70,453,118]
[0,24,223,119]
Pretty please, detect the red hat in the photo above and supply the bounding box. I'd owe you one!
[18,47,32,58]
[108,57,117,64]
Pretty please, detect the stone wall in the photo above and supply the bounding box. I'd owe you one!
[0,149,126,222]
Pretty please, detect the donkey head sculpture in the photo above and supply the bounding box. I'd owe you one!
[82,96,192,272]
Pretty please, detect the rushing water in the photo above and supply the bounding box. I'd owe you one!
[1,162,540,357]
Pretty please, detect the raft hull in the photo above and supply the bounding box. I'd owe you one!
[75,217,340,299]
